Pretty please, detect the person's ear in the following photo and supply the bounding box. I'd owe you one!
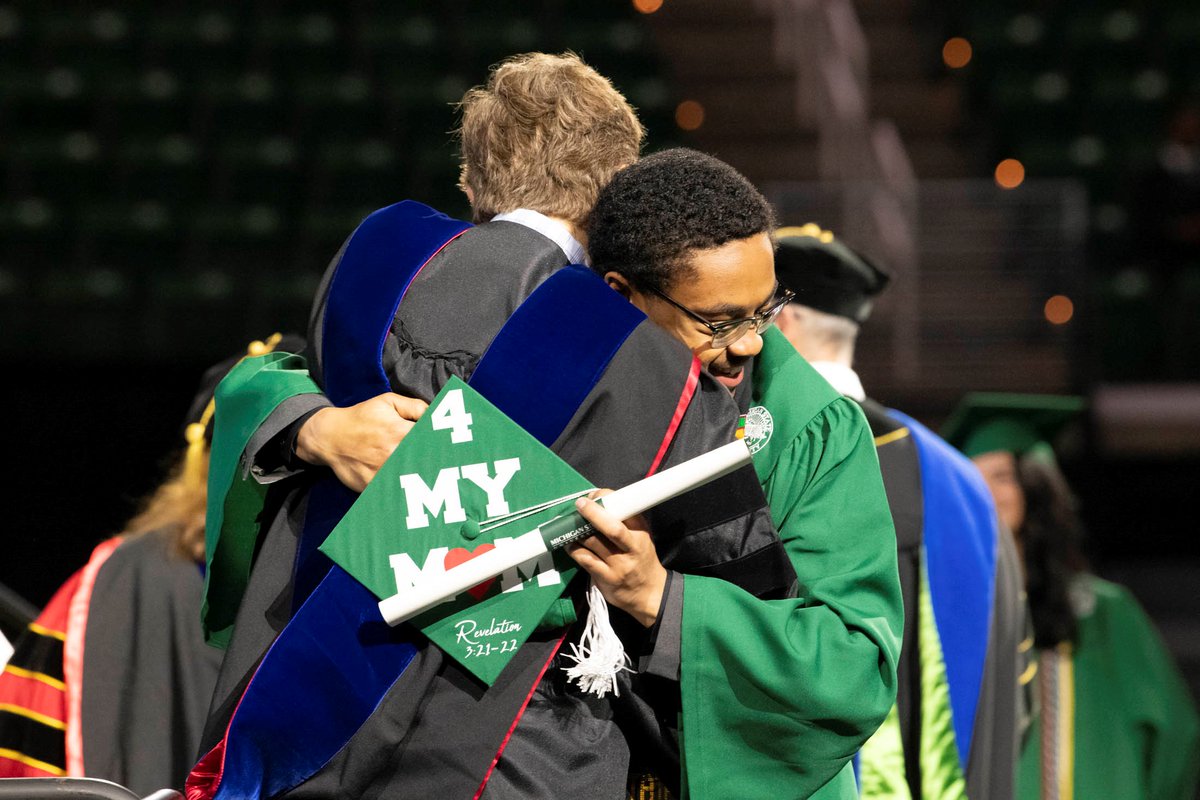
[774,304,797,335]
[604,271,634,299]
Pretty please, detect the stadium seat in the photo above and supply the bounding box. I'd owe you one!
[194,71,293,141]
[98,68,196,138]
[35,266,137,357]
[211,137,307,208]
[1095,268,1163,380]
[256,11,348,74]
[117,136,208,204]
[142,9,250,75]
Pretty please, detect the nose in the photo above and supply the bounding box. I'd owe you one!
[727,329,764,359]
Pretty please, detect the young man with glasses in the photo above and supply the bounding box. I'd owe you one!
[577,149,901,798]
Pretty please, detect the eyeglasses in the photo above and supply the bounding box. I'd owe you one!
[650,286,795,348]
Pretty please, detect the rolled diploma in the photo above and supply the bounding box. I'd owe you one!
[378,438,751,625]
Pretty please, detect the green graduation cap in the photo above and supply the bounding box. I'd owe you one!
[942,392,1085,460]
[321,376,594,685]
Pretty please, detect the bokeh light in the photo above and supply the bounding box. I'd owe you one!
[1044,294,1074,325]
[675,99,705,131]
[633,0,663,14]
[994,158,1025,189]
[942,37,973,69]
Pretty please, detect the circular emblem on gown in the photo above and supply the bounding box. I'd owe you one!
[743,405,774,454]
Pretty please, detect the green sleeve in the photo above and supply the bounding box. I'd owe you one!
[1102,581,1200,800]
[680,397,903,799]
[201,351,321,648]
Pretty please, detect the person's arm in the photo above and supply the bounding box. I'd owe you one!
[243,396,331,483]
[568,499,666,628]
[1111,584,1200,800]
[245,387,427,494]
[203,352,432,645]
[678,397,903,799]
[203,352,322,646]
[292,394,428,493]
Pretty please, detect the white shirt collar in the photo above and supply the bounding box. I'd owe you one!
[809,361,866,402]
[492,208,587,266]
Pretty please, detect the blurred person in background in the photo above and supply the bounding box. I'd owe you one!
[0,333,296,794]
[773,225,1028,799]
[945,394,1200,800]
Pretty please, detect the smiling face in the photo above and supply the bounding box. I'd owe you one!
[606,231,777,390]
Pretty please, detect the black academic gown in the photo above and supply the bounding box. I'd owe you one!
[860,399,1026,800]
[200,219,791,799]
[82,532,222,795]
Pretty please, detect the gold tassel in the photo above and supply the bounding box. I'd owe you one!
[627,773,674,800]
[776,223,835,243]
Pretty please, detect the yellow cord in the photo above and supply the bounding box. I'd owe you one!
[777,223,835,243]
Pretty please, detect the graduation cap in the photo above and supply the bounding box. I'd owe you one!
[320,377,596,686]
[774,224,891,324]
[321,376,749,689]
[942,392,1085,461]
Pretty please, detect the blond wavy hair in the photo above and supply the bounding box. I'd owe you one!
[124,447,208,563]
[456,52,645,227]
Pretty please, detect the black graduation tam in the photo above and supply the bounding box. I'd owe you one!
[177,331,304,489]
[774,224,891,324]
[942,392,1085,460]
[181,332,306,443]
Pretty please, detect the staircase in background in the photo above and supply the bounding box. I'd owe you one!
[646,0,971,185]
[647,0,1080,412]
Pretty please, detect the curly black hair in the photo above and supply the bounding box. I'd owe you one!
[1018,454,1089,647]
[586,148,776,293]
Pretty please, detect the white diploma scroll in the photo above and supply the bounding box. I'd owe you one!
[378,438,752,626]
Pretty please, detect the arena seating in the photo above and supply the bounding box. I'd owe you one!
[0,2,680,360]
[948,0,1200,379]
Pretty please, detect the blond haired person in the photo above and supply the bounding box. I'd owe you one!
[275,52,645,493]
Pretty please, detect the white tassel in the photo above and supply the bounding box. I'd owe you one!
[562,582,631,698]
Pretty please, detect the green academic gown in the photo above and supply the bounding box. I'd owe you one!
[1017,575,1200,800]
[679,328,903,798]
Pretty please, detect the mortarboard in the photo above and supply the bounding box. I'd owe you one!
[321,377,596,685]
[321,376,748,689]
[774,224,891,324]
[941,392,1085,461]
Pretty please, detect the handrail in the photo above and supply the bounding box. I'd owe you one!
[0,778,181,800]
